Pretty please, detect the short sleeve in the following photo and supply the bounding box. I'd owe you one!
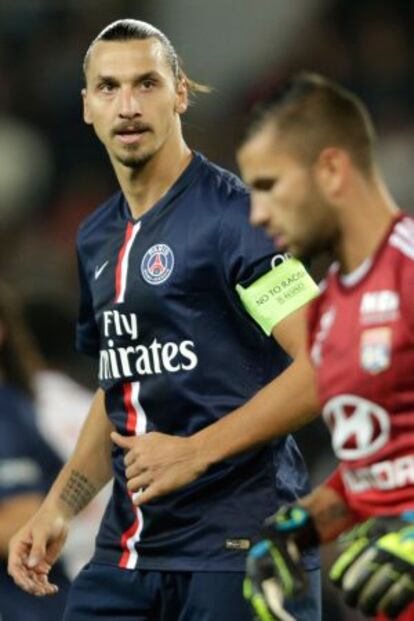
[0,395,62,502]
[219,196,319,335]
[0,456,43,501]
[75,241,100,357]
[218,195,277,288]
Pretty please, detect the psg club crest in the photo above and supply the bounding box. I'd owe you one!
[360,327,392,374]
[141,244,174,285]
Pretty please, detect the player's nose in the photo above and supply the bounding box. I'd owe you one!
[249,194,270,229]
[119,86,142,118]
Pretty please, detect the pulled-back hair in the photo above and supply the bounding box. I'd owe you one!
[83,18,211,96]
[244,72,376,176]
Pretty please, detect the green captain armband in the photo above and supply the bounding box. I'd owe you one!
[236,258,319,336]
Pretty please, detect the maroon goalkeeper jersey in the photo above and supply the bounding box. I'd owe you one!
[308,213,414,519]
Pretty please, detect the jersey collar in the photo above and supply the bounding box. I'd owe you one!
[120,151,205,224]
[335,211,405,290]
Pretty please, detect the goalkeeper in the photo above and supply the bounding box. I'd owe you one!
[103,73,414,620]
[237,72,414,621]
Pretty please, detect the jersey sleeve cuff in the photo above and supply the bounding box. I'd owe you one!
[236,257,320,336]
[0,458,44,499]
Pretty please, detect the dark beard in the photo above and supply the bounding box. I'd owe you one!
[115,149,154,170]
[298,232,338,265]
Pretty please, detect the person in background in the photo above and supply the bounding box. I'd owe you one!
[0,282,70,620]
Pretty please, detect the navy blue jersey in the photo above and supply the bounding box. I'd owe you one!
[0,385,70,619]
[0,385,63,501]
[76,152,317,571]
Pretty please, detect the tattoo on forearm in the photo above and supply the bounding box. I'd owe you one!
[59,470,97,516]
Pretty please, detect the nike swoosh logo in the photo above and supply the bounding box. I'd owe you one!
[94,260,109,280]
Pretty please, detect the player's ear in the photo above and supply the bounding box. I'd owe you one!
[314,147,349,199]
[82,88,93,125]
[174,77,189,115]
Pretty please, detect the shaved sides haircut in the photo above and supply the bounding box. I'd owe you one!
[245,72,377,176]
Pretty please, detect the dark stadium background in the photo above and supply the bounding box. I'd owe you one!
[1,1,413,619]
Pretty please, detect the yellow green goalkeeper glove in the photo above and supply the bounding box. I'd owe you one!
[330,512,414,619]
[244,505,319,621]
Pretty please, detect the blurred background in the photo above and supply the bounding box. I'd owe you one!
[0,0,413,619]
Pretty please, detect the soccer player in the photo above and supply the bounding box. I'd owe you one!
[0,284,70,621]
[116,73,414,620]
[7,21,321,621]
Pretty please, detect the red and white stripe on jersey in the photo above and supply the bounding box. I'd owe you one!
[115,221,141,304]
[389,217,414,260]
[119,381,147,569]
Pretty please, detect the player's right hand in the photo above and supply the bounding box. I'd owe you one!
[8,507,69,596]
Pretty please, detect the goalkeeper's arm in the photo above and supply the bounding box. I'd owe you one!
[296,481,356,544]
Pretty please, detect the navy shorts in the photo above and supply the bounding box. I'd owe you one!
[63,563,321,621]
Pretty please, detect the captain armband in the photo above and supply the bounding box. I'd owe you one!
[236,258,319,336]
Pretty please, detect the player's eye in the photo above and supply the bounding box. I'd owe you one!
[251,178,277,192]
[97,81,117,93]
[140,79,157,91]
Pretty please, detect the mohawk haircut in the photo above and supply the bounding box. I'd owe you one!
[83,18,210,96]
[244,72,377,176]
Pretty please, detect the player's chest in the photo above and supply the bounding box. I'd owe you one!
[310,278,412,404]
[311,274,414,465]
[88,217,217,318]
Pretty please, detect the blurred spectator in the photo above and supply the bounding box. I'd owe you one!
[0,115,53,229]
[0,282,70,620]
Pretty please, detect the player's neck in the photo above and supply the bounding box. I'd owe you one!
[113,138,192,220]
[336,172,400,274]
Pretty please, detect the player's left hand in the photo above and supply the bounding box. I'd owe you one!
[330,513,414,619]
[110,431,208,504]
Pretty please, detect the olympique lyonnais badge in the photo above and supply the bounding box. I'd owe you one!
[360,327,392,374]
[141,244,174,285]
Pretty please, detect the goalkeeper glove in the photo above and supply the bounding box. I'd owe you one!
[330,512,414,619]
[244,505,319,621]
